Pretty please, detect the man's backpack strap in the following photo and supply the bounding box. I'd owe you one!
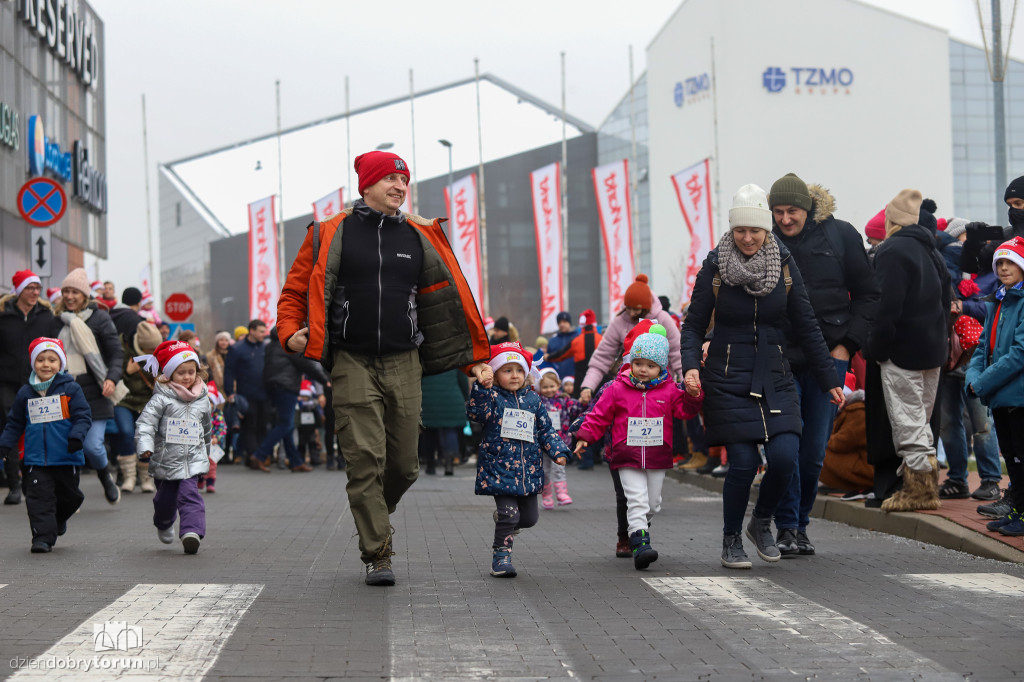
[311,221,321,269]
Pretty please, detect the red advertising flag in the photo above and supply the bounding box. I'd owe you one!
[443,174,484,316]
[671,159,713,305]
[247,195,280,328]
[312,187,344,221]
[530,162,564,334]
[592,160,635,316]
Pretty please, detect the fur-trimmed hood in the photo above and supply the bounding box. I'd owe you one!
[807,184,837,225]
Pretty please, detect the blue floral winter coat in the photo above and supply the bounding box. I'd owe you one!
[467,382,569,496]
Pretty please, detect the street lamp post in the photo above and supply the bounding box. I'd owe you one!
[439,139,453,235]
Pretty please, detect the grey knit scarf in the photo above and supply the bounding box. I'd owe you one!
[716,230,782,298]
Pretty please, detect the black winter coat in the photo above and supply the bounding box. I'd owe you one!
[773,185,880,367]
[0,297,55,389]
[866,224,951,370]
[681,243,838,445]
[263,327,328,394]
[48,302,124,420]
[108,305,145,346]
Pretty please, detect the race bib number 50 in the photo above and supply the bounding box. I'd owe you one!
[166,418,202,446]
[500,408,535,442]
[626,417,663,447]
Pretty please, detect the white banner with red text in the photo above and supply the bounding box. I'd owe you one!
[311,187,344,222]
[444,174,484,316]
[671,159,713,305]
[592,159,635,315]
[530,162,564,334]
[247,195,280,329]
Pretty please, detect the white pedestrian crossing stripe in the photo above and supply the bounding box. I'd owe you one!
[895,572,1024,597]
[645,576,962,679]
[10,583,262,679]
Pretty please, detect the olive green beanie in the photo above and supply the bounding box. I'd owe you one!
[768,173,812,212]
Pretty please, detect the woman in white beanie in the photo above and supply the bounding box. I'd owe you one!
[49,268,124,504]
[680,184,841,569]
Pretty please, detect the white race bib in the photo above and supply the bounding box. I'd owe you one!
[500,408,535,442]
[166,418,202,446]
[210,443,225,463]
[27,396,62,424]
[547,410,561,432]
[626,417,664,447]
[299,412,315,425]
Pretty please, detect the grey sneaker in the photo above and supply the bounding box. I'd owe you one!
[776,528,799,556]
[157,527,174,544]
[181,532,200,555]
[971,479,1002,501]
[745,515,781,562]
[721,533,752,569]
[978,489,1013,518]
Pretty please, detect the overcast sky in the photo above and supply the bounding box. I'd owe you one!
[86,0,1021,297]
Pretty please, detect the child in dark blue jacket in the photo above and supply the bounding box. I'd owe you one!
[0,338,91,553]
[467,342,569,578]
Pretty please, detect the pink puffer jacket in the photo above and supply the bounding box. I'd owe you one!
[576,372,703,470]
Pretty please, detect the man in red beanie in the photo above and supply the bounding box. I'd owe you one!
[278,150,491,586]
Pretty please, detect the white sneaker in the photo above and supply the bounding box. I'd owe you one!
[157,527,174,544]
[181,532,200,555]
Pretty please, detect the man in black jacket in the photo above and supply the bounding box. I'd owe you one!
[961,175,1024,274]
[769,174,880,556]
[0,270,53,505]
[223,319,270,470]
[867,190,951,513]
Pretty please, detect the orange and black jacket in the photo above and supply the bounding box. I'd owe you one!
[548,325,603,364]
[277,204,490,375]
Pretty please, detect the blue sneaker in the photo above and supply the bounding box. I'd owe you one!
[490,547,517,577]
[997,509,1024,537]
[629,529,659,570]
[986,509,1016,532]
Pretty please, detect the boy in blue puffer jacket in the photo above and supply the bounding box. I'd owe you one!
[467,342,570,578]
[966,237,1024,536]
[0,338,91,553]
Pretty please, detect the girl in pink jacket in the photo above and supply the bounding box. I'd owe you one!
[574,325,703,570]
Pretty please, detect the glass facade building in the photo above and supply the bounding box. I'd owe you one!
[950,38,1024,225]
[0,1,106,285]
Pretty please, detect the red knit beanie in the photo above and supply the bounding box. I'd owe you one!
[354,151,410,196]
[623,274,652,310]
[621,319,655,359]
[864,207,886,241]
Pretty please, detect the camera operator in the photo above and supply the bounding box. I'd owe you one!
[961,176,1024,274]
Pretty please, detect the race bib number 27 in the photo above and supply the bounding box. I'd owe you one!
[626,417,663,447]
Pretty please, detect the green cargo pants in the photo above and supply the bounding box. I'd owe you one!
[331,348,422,562]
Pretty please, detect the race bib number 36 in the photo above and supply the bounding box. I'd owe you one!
[626,417,664,447]
[27,396,62,424]
[500,408,535,442]
[166,418,202,446]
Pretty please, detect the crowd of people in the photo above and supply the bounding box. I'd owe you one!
[2,150,1021,584]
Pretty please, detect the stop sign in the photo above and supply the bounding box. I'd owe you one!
[164,293,194,322]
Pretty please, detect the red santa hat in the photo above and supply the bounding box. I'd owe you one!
[842,371,857,397]
[90,280,103,294]
[140,290,154,307]
[135,340,199,378]
[46,287,61,304]
[992,236,1024,274]
[483,316,495,331]
[299,379,314,397]
[578,309,597,327]
[207,381,225,406]
[11,270,41,297]
[532,366,559,390]
[487,341,532,376]
[621,319,656,359]
[29,337,67,372]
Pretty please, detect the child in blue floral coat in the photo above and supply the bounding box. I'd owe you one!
[467,342,570,578]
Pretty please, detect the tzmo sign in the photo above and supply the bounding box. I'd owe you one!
[762,67,854,93]
[674,73,711,107]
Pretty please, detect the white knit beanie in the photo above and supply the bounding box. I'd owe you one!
[729,184,772,231]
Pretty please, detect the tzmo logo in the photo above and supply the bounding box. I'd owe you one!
[673,73,711,107]
[762,66,854,94]
[93,621,143,652]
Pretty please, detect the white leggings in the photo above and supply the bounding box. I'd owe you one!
[617,467,666,533]
[543,456,566,484]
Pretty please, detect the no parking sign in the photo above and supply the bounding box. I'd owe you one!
[17,177,66,227]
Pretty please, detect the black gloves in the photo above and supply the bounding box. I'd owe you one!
[67,438,83,453]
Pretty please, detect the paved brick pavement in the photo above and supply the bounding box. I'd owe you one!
[1,461,1023,680]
